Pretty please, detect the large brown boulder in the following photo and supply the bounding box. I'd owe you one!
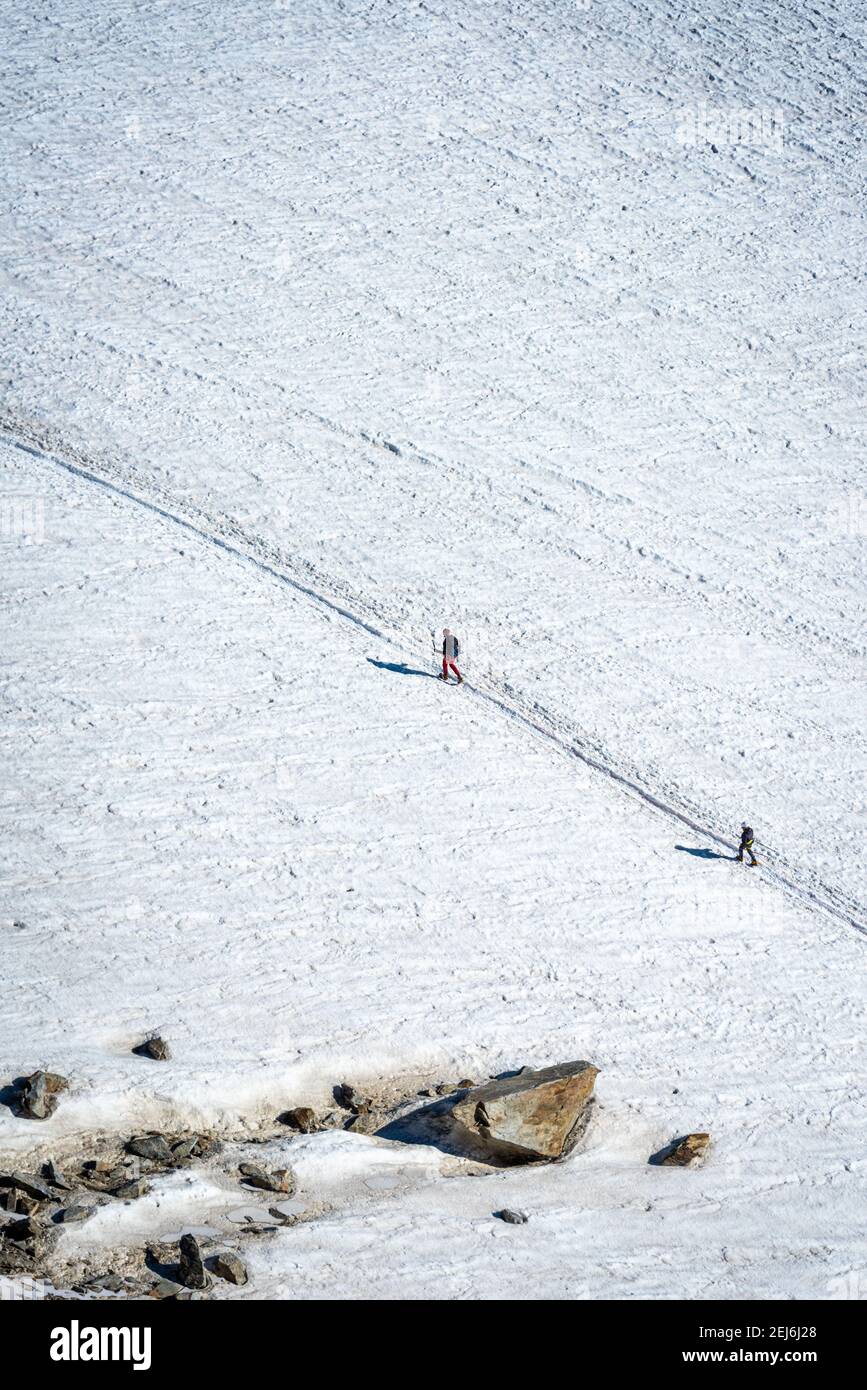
[450,1061,599,1163]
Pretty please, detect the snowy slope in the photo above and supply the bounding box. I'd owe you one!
[1,0,865,903]
[1,441,865,1299]
[1,0,865,1300]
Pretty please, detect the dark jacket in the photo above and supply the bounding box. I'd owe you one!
[739,826,754,847]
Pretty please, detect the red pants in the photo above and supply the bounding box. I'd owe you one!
[442,658,462,680]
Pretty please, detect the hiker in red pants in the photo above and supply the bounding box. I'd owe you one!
[440,628,463,683]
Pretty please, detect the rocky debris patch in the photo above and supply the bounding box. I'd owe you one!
[335,1082,371,1115]
[650,1133,711,1167]
[449,1061,600,1164]
[1,1171,55,1203]
[494,1209,529,1224]
[126,1134,174,1165]
[12,1070,69,1120]
[278,1106,317,1133]
[209,1250,248,1286]
[1,1213,58,1264]
[44,1160,73,1191]
[238,1163,294,1195]
[133,1035,171,1062]
[124,1131,220,1171]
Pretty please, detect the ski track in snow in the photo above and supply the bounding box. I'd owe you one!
[3,417,864,939]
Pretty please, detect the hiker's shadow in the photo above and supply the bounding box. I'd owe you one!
[675,845,734,862]
[367,658,436,679]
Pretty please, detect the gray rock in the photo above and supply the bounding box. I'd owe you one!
[89,1273,125,1292]
[495,1209,529,1224]
[43,1160,73,1191]
[178,1233,209,1290]
[0,1241,34,1275]
[210,1251,248,1286]
[1,1172,54,1202]
[238,1164,294,1194]
[112,1178,150,1200]
[126,1134,173,1164]
[170,1137,198,1162]
[18,1070,68,1120]
[2,1215,39,1243]
[2,1215,58,1257]
[5,1193,40,1217]
[450,1061,599,1164]
[336,1083,371,1114]
[150,1277,184,1300]
[55,1204,92,1224]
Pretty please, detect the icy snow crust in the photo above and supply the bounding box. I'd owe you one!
[1,0,865,1299]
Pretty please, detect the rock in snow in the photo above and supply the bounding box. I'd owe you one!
[178,1233,209,1289]
[279,1106,317,1133]
[450,1061,599,1163]
[653,1133,711,1167]
[238,1163,294,1194]
[16,1070,68,1120]
[126,1134,174,1164]
[135,1035,171,1061]
[210,1251,248,1286]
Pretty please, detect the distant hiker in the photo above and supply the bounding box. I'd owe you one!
[737,823,758,866]
[440,628,463,683]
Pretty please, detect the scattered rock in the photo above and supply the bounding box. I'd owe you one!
[335,1083,371,1114]
[17,1070,68,1120]
[112,1178,150,1200]
[653,1133,711,1167]
[450,1061,599,1164]
[279,1106,317,1133]
[135,1035,171,1061]
[0,1241,33,1275]
[89,1273,125,1292]
[150,1277,184,1300]
[126,1134,173,1165]
[5,1193,40,1217]
[170,1137,198,1162]
[495,1209,529,1224]
[238,1164,294,1194]
[456,1079,475,1090]
[210,1251,248,1286]
[192,1134,222,1159]
[55,1204,92,1224]
[268,1206,299,1225]
[343,1111,378,1135]
[0,1172,54,1203]
[177,1233,209,1290]
[43,1160,73,1191]
[6,1189,40,1212]
[3,1215,40,1243]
